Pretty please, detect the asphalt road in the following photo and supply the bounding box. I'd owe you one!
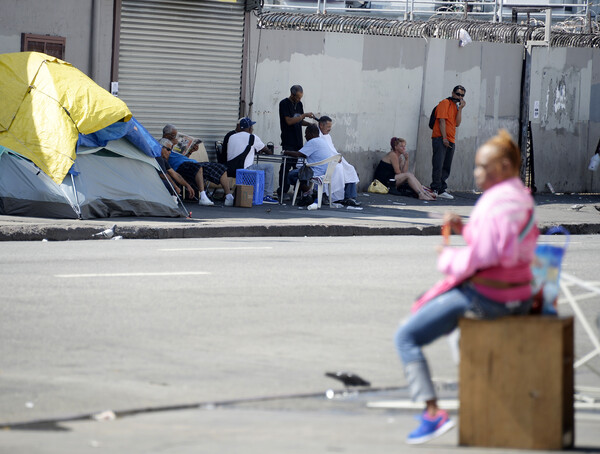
[1,235,599,453]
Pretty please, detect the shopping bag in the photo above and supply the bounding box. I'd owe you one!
[530,226,569,315]
[368,179,389,194]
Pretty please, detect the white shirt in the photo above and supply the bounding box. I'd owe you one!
[227,131,265,169]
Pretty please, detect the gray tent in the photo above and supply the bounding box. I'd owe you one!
[0,139,182,219]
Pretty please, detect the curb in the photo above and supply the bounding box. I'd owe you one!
[1,222,600,241]
[0,224,443,241]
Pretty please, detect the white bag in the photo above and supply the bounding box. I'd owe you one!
[589,153,600,172]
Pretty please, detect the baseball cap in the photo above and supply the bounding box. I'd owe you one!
[239,117,256,129]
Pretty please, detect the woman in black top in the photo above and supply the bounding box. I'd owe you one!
[373,137,435,200]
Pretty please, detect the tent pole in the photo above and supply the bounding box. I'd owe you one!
[69,173,83,219]
[159,167,190,217]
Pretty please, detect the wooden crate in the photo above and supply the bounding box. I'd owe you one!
[459,316,574,450]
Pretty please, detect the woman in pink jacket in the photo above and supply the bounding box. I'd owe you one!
[394,130,539,444]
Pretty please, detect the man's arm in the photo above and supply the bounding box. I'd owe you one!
[439,119,449,147]
[285,112,314,126]
[257,145,272,155]
[283,150,307,158]
[168,169,195,199]
[455,98,466,127]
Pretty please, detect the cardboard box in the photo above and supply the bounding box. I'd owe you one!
[235,185,253,208]
[459,316,574,450]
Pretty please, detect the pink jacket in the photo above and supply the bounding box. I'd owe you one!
[412,177,538,312]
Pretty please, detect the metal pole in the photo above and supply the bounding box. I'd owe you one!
[498,0,504,22]
[519,44,532,182]
[545,8,552,44]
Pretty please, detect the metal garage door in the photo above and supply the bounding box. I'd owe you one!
[118,0,245,158]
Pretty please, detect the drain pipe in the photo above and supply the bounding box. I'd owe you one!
[519,8,551,181]
[89,0,102,82]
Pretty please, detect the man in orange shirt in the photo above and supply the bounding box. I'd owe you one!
[430,85,466,200]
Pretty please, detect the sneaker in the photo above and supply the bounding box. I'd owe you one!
[262,196,278,204]
[436,191,454,200]
[224,197,234,207]
[343,198,362,207]
[406,410,455,445]
[199,197,214,206]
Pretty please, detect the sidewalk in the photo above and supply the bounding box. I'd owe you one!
[1,191,600,241]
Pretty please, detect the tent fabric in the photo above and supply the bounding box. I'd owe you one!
[0,140,182,219]
[77,117,161,158]
[0,152,80,218]
[77,136,161,171]
[0,52,132,184]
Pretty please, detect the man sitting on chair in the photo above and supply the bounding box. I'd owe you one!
[162,124,234,207]
[286,124,360,207]
[318,116,361,207]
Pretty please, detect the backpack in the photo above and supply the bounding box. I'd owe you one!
[226,134,254,178]
[428,97,456,129]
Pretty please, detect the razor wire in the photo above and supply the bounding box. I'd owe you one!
[257,12,600,47]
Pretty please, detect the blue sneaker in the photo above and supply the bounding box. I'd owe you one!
[406,409,455,444]
[263,196,278,204]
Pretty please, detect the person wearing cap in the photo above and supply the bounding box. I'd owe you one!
[226,117,278,204]
[277,85,315,196]
[162,124,234,207]
[219,118,243,164]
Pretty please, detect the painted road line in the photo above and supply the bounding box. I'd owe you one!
[158,247,273,251]
[366,399,600,411]
[55,271,211,278]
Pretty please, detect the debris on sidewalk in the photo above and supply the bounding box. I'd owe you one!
[325,371,370,387]
[92,224,116,239]
[346,206,363,211]
[25,402,34,408]
[571,204,585,211]
[92,410,116,421]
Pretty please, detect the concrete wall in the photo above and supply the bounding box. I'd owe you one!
[245,14,525,191]
[529,46,600,193]
[415,40,523,191]
[0,0,114,90]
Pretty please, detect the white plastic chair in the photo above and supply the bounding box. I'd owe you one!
[292,154,342,208]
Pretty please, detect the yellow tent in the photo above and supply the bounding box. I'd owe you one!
[0,52,132,184]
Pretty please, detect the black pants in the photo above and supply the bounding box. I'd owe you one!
[277,156,298,194]
[430,137,455,193]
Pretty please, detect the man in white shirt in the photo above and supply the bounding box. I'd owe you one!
[227,117,277,204]
[318,116,361,206]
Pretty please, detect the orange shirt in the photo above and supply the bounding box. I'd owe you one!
[431,98,459,143]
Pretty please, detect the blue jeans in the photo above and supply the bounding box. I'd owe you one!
[430,137,455,193]
[248,163,274,197]
[344,182,357,200]
[394,283,530,402]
